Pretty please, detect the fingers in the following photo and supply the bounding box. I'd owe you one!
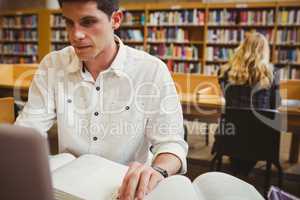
[119,162,144,200]
[118,162,165,200]
[136,170,152,200]
[147,172,163,194]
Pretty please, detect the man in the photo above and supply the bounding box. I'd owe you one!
[15,0,188,200]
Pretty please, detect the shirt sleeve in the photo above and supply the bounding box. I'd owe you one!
[145,60,188,174]
[15,54,56,137]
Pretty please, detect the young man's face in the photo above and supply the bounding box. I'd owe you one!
[62,1,120,61]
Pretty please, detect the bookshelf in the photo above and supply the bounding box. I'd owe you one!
[276,2,300,80]
[50,10,69,51]
[0,1,299,80]
[0,10,39,64]
[145,3,206,74]
[116,4,146,51]
[204,3,277,75]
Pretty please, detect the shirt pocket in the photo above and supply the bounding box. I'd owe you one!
[108,99,146,140]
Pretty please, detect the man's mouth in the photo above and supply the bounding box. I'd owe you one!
[75,45,92,50]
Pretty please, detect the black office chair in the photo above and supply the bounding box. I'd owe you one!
[210,107,283,196]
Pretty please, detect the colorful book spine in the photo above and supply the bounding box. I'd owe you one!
[206,47,234,61]
[148,44,199,61]
[275,48,300,64]
[167,60,201,73]
[204,64,221,75]
[50,14,66,27]
[123,12,145,25]
[278,9,300,25]
[2,15,37,28]
[148,9,205,25]
[208,10,274,25]
[147,27,189,43]
[276,29,300,44]
[117,29,143,41]
[1,30,38,41]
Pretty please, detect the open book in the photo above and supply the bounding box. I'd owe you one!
[49,153,264,200]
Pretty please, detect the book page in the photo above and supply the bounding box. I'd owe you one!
[192,172,264,200]
[145,175,199,200]
[49,153,76,172]
[52,154,128,200]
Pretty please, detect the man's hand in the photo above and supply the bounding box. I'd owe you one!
[118,162,164,200]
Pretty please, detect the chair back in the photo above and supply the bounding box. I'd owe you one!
[215,107,282,162]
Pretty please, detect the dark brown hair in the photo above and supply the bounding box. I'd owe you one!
[58,0,119,18]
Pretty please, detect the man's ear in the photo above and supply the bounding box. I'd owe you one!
[111,10,123,30]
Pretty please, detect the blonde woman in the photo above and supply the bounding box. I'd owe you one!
[218,32,281,109]
[214,32,281,176]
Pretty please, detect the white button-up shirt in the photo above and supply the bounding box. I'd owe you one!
[15,36,188,173]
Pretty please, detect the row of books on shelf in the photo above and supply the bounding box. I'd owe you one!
[1,15,38,28]
[122,12,145,25]
[147,44,199,61]
[274,48,300,64]
[277,10,300,25]
[167,60,201,73]
[148,10,205,26]
[208,10,274,26]
[52,30,68,42]
[0,30,38,42]
[117,29,143,42]
[203,64,220,75]
[276,29,300,45]
[206,47,234,61]
[207,29,274,44]
[279,66,300,80]
[50,14,65,28]
[0,56,37,64]
[0,44,38,55]
[147,27,190,43]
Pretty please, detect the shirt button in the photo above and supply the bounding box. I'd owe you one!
[93,136,98,141]
[94,112,99,116]
[125,106,130,110]
[67,99,72,103]
[96,86,100,91]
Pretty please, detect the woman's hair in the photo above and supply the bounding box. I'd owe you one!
[219,32,273,89]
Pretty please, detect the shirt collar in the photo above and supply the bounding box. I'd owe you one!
[66,35,126,77]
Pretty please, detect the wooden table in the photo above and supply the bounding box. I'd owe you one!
[180,93,300,164]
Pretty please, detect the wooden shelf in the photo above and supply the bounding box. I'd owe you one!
[1,26,37,30]
[159,57,200,62]
[2,53,37,56]
[51,26,66,29]
[0,40,38,43]
[206,60,228,64]
[276,44,300,47]
[147,40,203,45]
[207,42,240,46]
[146,23,204,27]
[277,25,300,28]
[51,40,69,44]
[207,24,274,28]
[123,40,144,44]
[121,24,144,28]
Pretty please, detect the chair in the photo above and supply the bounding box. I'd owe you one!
[210,107,283,196]
[0,97,15,124]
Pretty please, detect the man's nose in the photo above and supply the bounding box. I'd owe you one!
[72,26,85,40]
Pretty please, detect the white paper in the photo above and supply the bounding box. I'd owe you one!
[52,154,128,200]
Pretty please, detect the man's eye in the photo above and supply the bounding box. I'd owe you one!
[81,19,97,27]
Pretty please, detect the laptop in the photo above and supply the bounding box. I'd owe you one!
[0,124,54,200]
